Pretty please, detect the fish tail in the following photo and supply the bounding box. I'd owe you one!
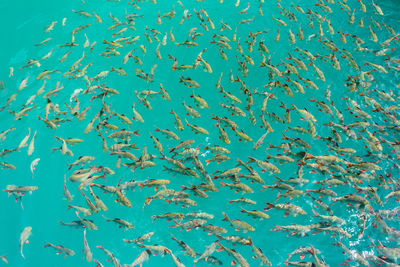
[144,197,152,206]
[130,144,139,150]
[264,202,274,211]
[221,211,229,221]
[216,242,225,252]
[247,157,255,163]
[311,209,319,217]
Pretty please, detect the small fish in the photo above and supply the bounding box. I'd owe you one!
[43,243,75,256]
[96,246,121,267]
[194,242,218,263]
[27,131,37,156]
[264,202,306,217]
[240,209,270,220]
[222,212,255,233]
[170,110,184,131]
[179,76,200,87]
[124,232,154,245]
[248,237,271,266]
[0,255,7,264]
[20,226,32,259]
[30,158,40,178]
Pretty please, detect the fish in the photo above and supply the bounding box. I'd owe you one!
[179,76,200,88]
[332,242,369,266]
[137,244,171,257]
[264,202,307,217]
[240,209,270,220]
[151,213,184,222]
[155,128,180,140]
[18,128,31,149]
[169,251,185,267]
[30,158,40,178]
[83,229,92,262]
[124,232,154,245]
[103,215,135,230]
[248,237,271,266]
[214,123,231,144]
[27,131,37,156]
[170,109,184,131]
[220,181,253,194]
[43,243,75,256]
[185,119,209,135]
[19,226,32,259]
[97,246,121,267]
[218,243,249,267]
[247,157,280,173]
[221,212,255,233]
[123,250,151,267]
[228,197,256,205]
[194,241,218,263]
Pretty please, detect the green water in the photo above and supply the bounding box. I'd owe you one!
[1,0,400,266]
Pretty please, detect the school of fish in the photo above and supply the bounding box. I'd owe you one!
[1,0,400,266]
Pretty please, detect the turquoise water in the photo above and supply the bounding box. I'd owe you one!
[1,0,400,266]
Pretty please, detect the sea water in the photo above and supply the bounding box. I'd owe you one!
[0,0,400,266]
